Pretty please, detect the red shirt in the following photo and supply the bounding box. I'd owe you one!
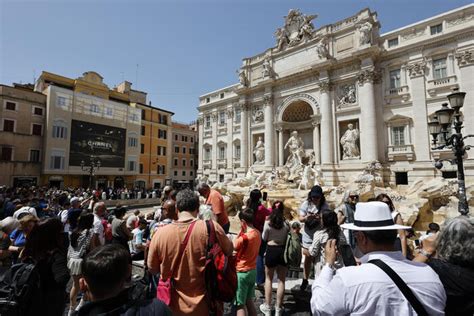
[253,204,272,233]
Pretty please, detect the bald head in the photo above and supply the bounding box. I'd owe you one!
[162,200,177,220]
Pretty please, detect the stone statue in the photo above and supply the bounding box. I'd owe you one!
[340,123,360,159]
[275,27,288,51]
[238,69,248,86]
[315,36,330,59]
[298,165,317,190]
[236,166,258,187]
[355,160,383,187]
[275,9,317,51]
[358,22,372,46]
[262,57,273,78]
[284,130,305,166]
[253,136,265,164]
[255,171,267,188]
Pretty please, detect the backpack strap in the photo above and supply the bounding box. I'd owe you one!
[169,221,196,279]
[369,259,428,316]
[205,220,216,252]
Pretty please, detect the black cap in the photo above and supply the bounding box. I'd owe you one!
[309,185,323,198]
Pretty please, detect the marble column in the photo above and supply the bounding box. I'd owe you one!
[263,95,274,167]
[407,60,430,161]
[357,68,380,162]
[197,117,204,172]
[320,80,334,164]
[240,102,249,169]
[211,112,218,173]
[312,117,321,164]
[456,49,474,159]
[277,127,284,166]
[226,108,234,171]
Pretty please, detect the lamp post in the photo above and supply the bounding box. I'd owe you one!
[80,156,101,189]
[428,90,471,215]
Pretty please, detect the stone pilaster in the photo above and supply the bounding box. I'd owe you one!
[263,95,274,167]
[312,115,321,165]
[357,68,380,162]
[211,112,218,174]
[277,127,284,166]
[197,116,204,173]
[319,79,334,164]
[407,60,431,161]
[240,101,250,169]
[226,108,234,172]
[456,49,474,159]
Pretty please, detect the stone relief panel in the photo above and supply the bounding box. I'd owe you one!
[337,83,357,109]
[339,119,360,160]
[252,105,264,124]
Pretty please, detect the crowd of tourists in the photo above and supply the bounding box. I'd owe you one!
[0,183,472,315]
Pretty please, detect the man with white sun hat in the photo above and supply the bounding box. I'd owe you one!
[310,201,446,316]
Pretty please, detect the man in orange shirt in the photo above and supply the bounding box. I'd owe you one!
[147,189,233,316]
[197,183,230,233]
[234,207,261,316]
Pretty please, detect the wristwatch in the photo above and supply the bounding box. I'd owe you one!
[419,249,433,259]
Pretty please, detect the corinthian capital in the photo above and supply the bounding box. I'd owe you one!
[226,108,234,118]
[406,60,426,78]
[211,112,218,122]
[263,94,273,107]
[318,80,332,93]
[357,69,382,86]
[239,101,251,112]
[455,50,474,67]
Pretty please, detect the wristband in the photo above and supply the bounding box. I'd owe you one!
[419,249,433,259]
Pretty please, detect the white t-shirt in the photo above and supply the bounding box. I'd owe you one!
[93,214,105,245]
[59,209,69,233]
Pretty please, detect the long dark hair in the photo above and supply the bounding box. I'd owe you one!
[307,192,326,210]
[375,193,395,213]
[70,210,94,248]
[247,189,262,214]
[322,210,340,242]
[22,218,65,260]
[269,201,284,230]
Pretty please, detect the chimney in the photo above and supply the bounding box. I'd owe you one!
[116,81,132,94]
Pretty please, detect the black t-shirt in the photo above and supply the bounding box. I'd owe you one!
[428,258,474,315]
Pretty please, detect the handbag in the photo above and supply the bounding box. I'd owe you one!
[156,221,196,305]
[369,259,428,316]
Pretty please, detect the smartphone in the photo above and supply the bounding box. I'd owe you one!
[262,192,268,201]
[414,239,420,247]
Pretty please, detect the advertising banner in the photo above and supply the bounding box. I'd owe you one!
[69,120,126,168]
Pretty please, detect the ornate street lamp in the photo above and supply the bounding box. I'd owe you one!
[429,89,471,215]
[81,156,101,189]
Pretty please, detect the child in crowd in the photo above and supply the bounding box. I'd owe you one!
[233,208,262,316]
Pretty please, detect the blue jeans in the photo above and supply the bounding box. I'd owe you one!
[256,240,267,285]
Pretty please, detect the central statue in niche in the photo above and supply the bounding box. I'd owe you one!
[284,130,305,166]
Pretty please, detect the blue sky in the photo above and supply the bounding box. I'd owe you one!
[1,0,472,122]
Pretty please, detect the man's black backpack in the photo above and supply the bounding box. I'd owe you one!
[0,261,41,316]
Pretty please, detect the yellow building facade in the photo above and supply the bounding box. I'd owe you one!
[136,103,174,189]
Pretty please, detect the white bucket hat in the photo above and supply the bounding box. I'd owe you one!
[341,201,411,231]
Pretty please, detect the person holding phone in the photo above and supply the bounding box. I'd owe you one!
[298,185,329,291]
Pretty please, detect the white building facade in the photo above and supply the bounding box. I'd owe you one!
[197,5,474,185]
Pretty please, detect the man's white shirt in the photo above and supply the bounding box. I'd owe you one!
[311,251,446,315]
[93,214,105,245]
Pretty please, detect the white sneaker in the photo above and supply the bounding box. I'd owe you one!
[259,303,272,316]
[275,306,284,316]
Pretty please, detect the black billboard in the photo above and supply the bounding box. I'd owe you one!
[69,120,126,168]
